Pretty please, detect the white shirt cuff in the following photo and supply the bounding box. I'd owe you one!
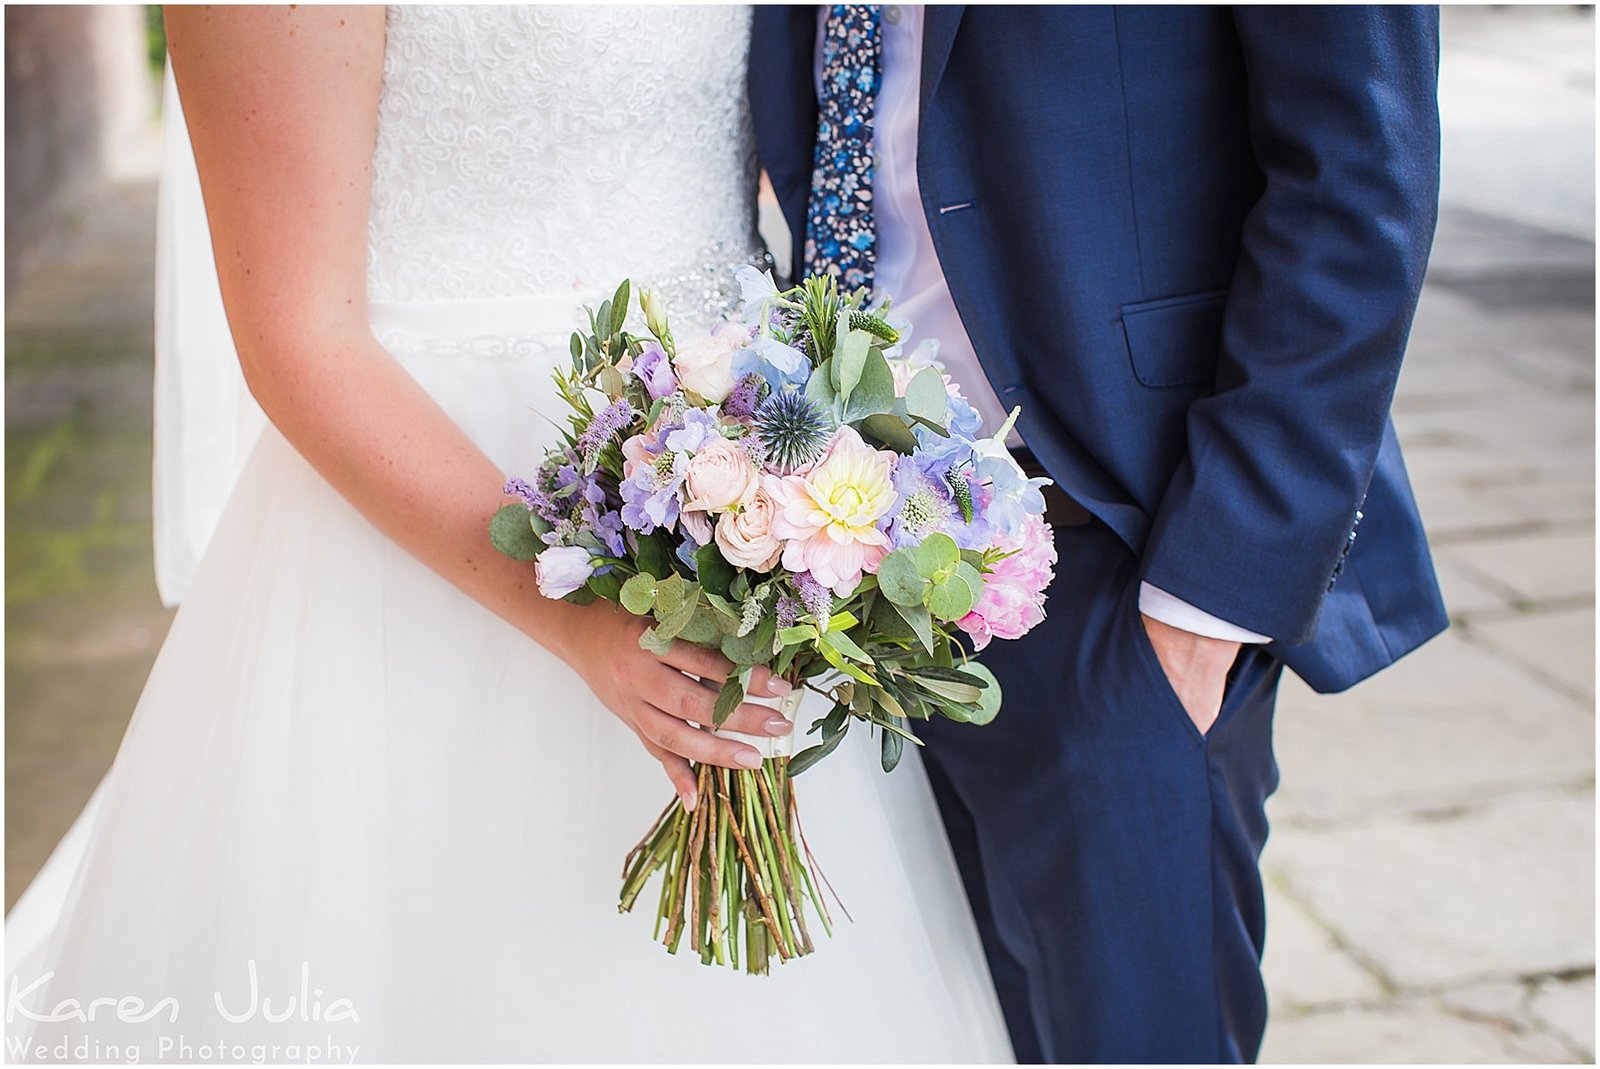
[1138,582,1273,644]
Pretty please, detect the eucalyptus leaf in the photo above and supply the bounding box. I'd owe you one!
[488,505,542,562]
[637,626,675,655]
[961,661,1003,726]
[839,348,897,423]
[619,573,658,615]
[679,604,725,646]
[877,549,931,607]
[860,413,919,453]
[915,532,960,578]
[835,327,870,407]
[905,367,950,424]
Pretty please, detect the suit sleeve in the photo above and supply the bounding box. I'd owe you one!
[1137,5,1441,645]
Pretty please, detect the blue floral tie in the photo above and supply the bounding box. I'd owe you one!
[805,5,883,293]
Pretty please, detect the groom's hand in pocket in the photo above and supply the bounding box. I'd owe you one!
[1139,614,1241,736]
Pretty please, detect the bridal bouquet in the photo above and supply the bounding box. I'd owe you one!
[490,269,1055,973]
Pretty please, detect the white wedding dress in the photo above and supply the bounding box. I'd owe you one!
[5,7,1013,1063]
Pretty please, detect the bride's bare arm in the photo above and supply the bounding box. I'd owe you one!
[164,5,788,807]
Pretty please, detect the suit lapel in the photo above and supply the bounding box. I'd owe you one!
[920,4,966,115]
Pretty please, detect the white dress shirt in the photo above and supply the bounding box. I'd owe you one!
[814,5,1271,645]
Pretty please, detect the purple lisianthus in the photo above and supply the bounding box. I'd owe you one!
[535,545,595,599]
[631,342,677,401]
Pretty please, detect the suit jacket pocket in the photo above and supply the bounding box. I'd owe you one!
[1120,288,1229,388]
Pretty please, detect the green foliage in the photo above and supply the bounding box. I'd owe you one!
[619,573,658,615]
[488,505,542,561]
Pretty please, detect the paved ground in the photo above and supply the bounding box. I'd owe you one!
[1258,8,1595,1061]
[5,7,1593,1062]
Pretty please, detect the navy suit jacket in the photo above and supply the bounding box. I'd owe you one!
[750,4,1449,693]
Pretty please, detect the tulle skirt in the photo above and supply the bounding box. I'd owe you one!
[5,301,1014,1063]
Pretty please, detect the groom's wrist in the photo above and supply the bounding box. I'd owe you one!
[1137,582,1273,645]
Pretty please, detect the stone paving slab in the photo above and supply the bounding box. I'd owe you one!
[1263,880,1388,1010]
[1261,1002,1579,1064]
[1269,654,1594,826]
[1264,788,1595,992]
[1467,606,1597,704]
[1527,975,1597,1060]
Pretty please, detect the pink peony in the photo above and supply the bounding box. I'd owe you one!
[957,513,1056,650]
[766,426,898,597]
[714,488,783,572]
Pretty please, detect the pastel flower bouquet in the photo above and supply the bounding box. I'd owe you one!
[490,269,1056,973]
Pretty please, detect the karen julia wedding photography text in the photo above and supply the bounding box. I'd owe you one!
[7,960,361,1064]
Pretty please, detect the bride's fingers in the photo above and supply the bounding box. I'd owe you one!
[656,641,792,700]
[639,737,699,811]
[657,668,793,737]
[636,705,766,771]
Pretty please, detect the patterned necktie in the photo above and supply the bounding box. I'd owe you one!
[805,5,884,293]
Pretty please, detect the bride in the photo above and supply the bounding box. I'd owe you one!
[5,6,1013,1063]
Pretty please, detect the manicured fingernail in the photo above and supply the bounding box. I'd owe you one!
[767,677,793,695]
[680,789,697,812]
[734,750,763,769]
[763,717,793,736]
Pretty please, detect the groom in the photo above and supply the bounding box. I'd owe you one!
[750,6,1446,1062]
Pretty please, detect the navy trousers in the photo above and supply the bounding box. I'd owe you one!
[918,518,1284,1063]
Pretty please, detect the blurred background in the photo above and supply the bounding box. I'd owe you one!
[5,5,1594,1062]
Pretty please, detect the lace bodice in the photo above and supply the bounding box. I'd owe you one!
[366,5,766,315]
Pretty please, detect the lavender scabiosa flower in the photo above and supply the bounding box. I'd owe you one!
[619,449,687,534]
[578,398,635,470]
[885,453,958,550]
[663,407,722,456]
[793,571,834,625]
[722,373,767,421]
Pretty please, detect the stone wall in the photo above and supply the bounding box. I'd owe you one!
[5,5,153,288]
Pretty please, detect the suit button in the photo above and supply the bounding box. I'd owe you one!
[885,6,903,24]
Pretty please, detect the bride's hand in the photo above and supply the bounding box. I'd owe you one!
[555,601,796,810]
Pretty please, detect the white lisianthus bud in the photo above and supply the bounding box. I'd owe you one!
[639,289,669,340]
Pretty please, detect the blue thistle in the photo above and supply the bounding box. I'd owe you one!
[753,390,833,472]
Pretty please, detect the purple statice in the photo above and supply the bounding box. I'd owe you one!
[631,343,677,401]
[793,571,834,625]
[722,373,767,421]
[578,398,635,470]
[774,594,802,630]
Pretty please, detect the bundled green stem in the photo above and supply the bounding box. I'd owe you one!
[619,757,836,973]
